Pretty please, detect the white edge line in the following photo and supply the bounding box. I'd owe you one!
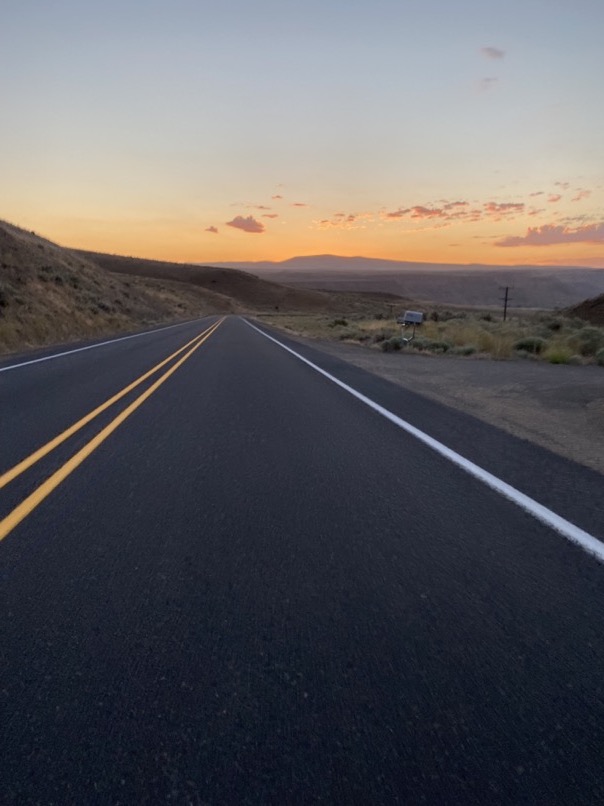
[244,317,604,564]
[0,317,213,374]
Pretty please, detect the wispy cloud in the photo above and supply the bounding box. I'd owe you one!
[205,226,219,234]
[272,194,283,200]
[314,212,374,230]
[547,194,562,203]
[479,77,499,92]
[383,199,523,224]
[226,215,265,234]
[483,202,525,219]
[262,213,279,219]
[481,46,505,60]
[554,181,570,191]
[442,201,469,210]
[291,202,308,207]
[572,189,591,202]
[496,222,604,247]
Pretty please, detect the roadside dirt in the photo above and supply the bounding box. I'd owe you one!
[294,335,604,475]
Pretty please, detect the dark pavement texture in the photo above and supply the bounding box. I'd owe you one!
[2,315,604,804]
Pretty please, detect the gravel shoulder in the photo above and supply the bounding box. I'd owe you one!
[287,334,604,475]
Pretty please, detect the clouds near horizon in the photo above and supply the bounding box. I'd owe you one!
[383,200,524,224]
[496,222,604,247]
[226,215,265,234]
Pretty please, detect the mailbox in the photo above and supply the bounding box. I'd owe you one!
[396,310,424,326]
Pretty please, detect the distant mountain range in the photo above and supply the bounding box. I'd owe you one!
[211,254,596,274]
[210,255,604,309]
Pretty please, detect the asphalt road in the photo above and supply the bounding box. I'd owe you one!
[2,315,604,804]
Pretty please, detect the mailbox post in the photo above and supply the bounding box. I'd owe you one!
[396,310,424,344]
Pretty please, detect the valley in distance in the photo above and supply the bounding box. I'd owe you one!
[212,254,604,310]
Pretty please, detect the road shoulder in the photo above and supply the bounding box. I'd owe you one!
[256,324,604,476]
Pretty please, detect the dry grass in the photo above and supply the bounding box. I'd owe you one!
[257,310,604,365]
[0,221,232,354]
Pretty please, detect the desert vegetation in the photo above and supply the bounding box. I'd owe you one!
[0,221,236,354]
[257,309,604,365]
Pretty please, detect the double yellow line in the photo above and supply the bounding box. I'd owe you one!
[0,318,223,542]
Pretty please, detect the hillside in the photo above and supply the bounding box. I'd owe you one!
[568,293,604,325]
[0,221,234,354]
[76,250,407,315]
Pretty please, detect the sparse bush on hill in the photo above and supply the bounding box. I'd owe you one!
[0,219,233,353]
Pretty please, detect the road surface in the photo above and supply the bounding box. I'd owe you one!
[2,315,604,804]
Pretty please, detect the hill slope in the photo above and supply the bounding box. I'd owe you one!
[0,222,233,354]
[76,250,406,314]
[567,294,604,325]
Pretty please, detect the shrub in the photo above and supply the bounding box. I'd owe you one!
[426,340,452,353]
[329,317,348,327]
[544,346,572,364]
[596,347,604,366]
[575,327,604,357]
[381,336,403,352]
[513,336,546,355]
[410,337,432,351]
[544,319,563,332]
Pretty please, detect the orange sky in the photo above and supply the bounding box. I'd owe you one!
[2,1,603,268]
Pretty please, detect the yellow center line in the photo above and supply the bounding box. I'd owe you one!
[0,319,221,491]
[0,318,223,542]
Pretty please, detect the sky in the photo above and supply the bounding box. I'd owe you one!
[2,0,604,267]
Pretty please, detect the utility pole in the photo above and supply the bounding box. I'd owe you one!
[501,286,511,321]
